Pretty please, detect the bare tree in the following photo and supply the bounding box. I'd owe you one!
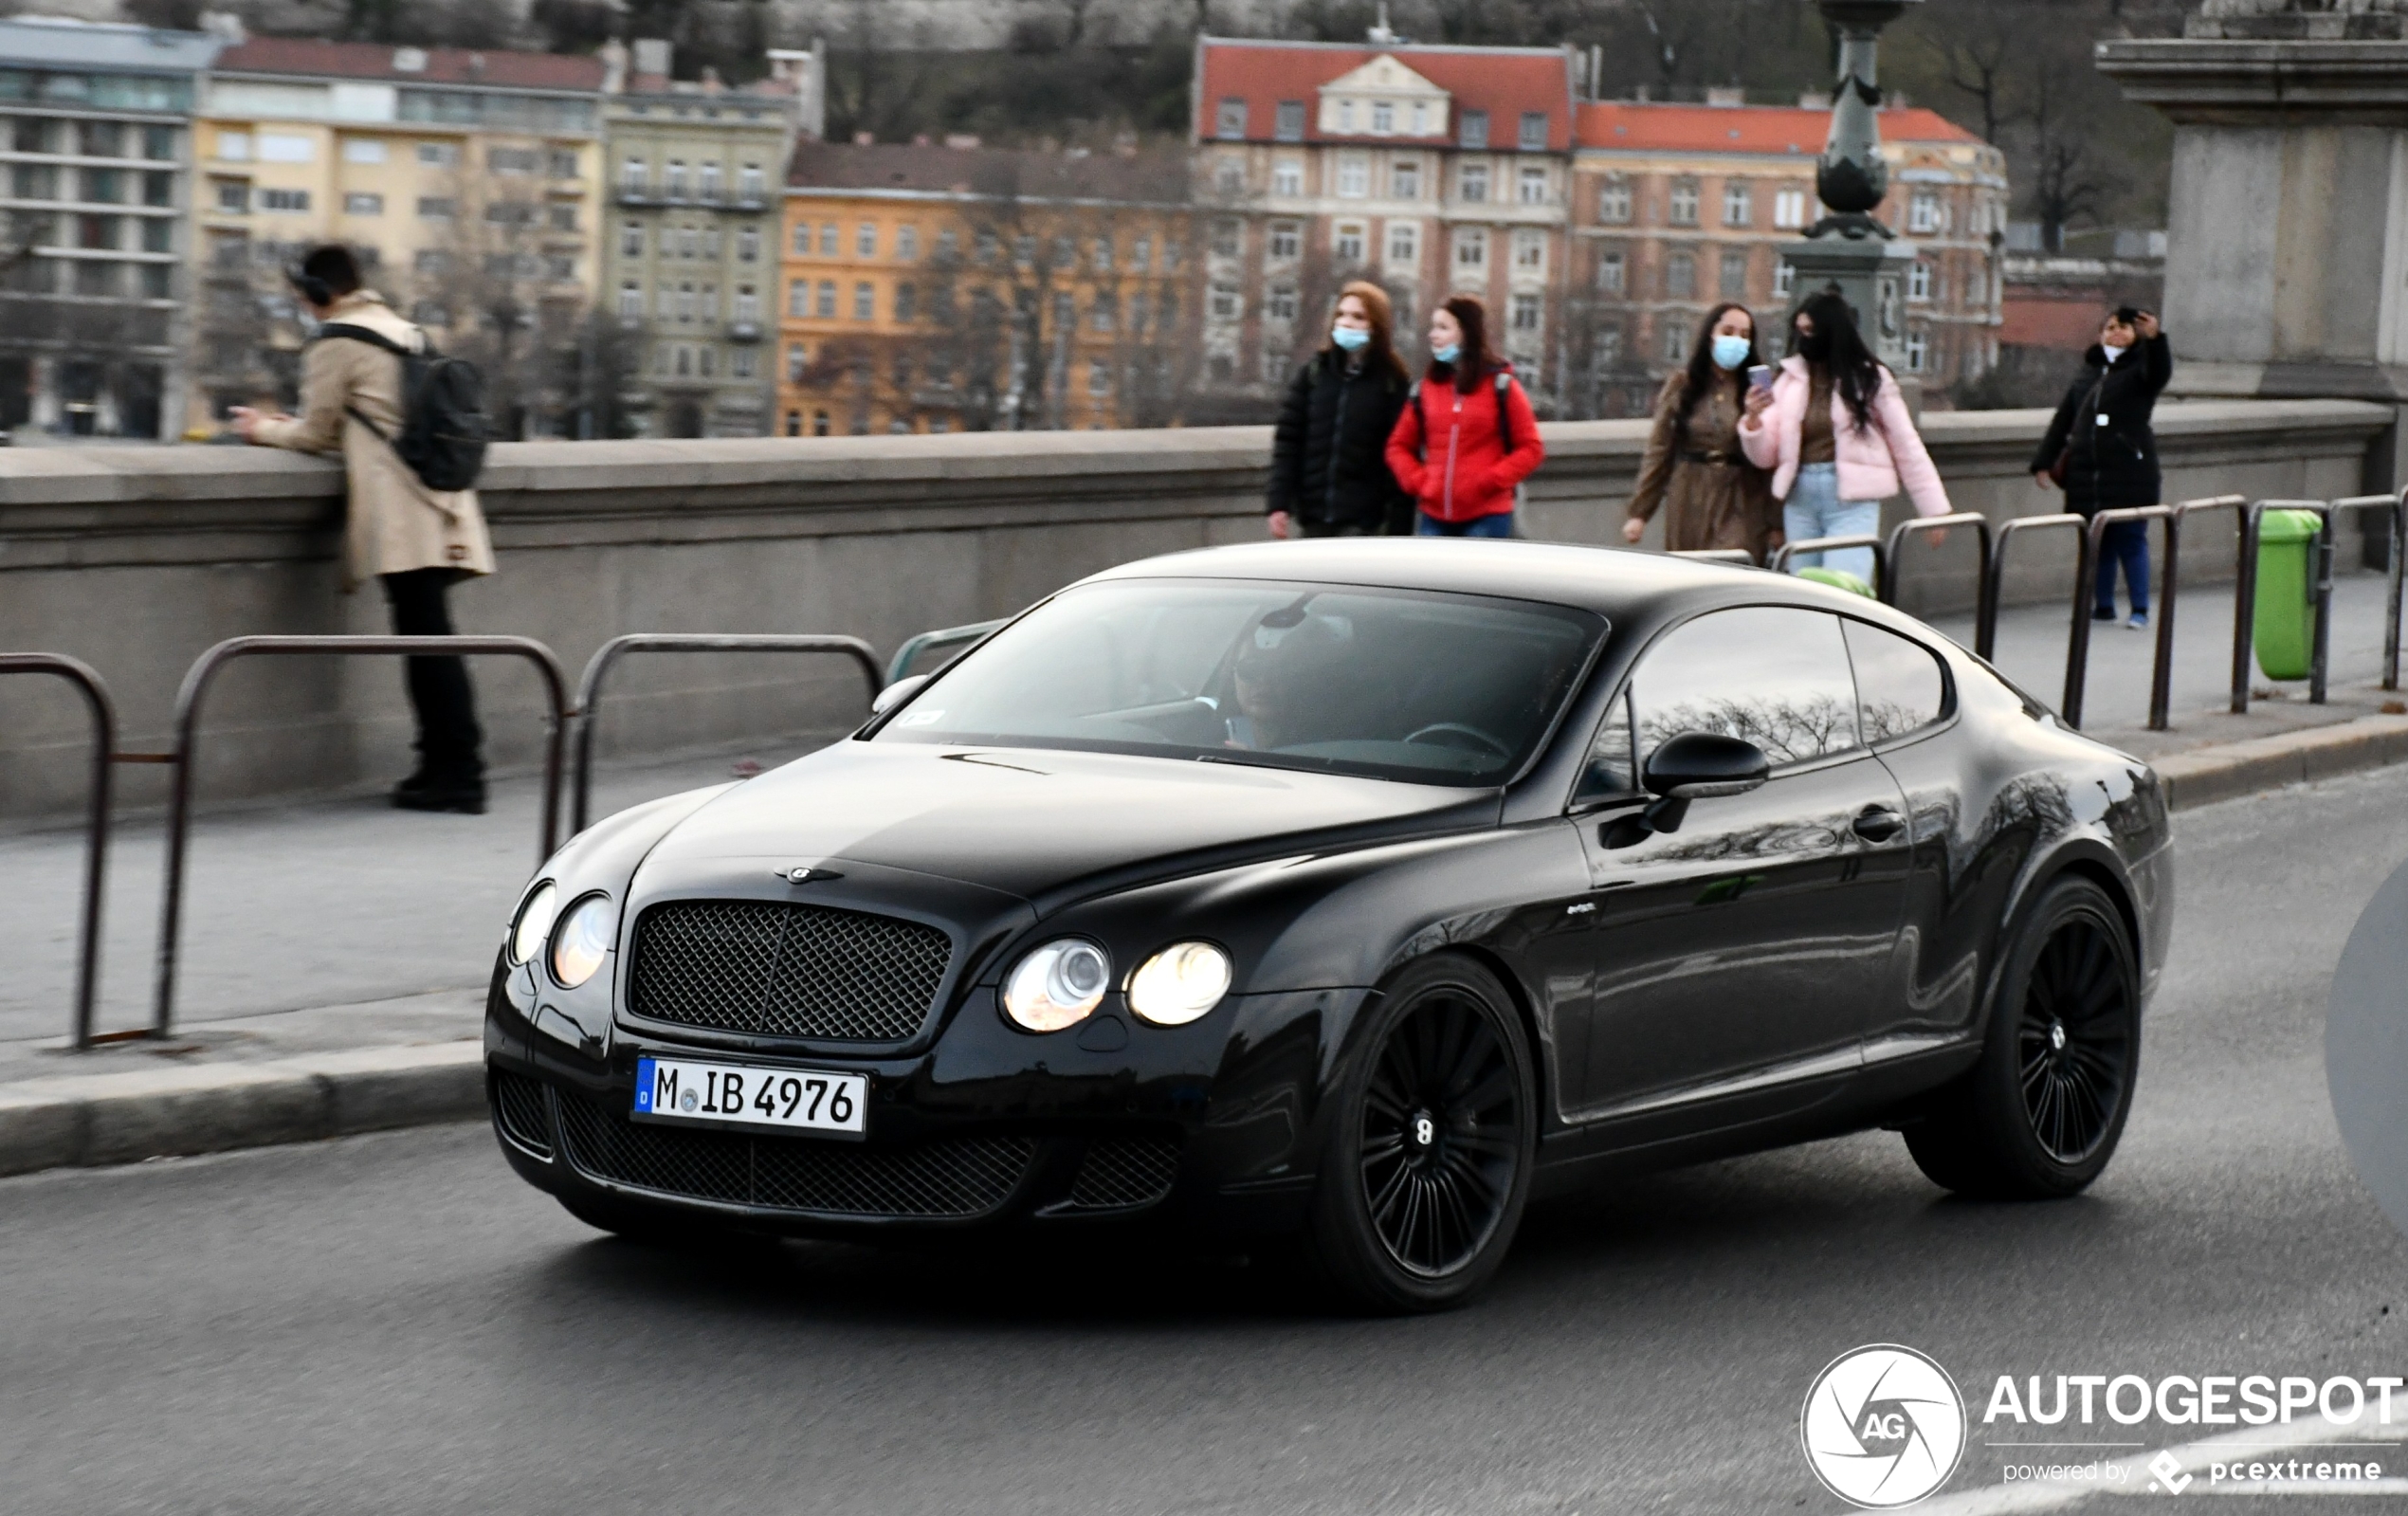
[2025,64,2117,250]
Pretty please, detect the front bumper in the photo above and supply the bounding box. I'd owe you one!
[485,963,1363,1239]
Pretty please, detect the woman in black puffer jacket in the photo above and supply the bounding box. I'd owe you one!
[2032,307,2173,629]
[1267,281,1414,539]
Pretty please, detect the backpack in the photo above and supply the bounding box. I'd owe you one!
[316,322,490,492]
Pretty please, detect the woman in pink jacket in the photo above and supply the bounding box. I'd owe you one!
[1740,291,1951,587]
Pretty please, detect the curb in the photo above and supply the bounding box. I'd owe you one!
[0,1041,483,1179]
[2155,714,2408,811]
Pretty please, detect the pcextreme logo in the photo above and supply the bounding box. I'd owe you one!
[1801,1344,1969,1508]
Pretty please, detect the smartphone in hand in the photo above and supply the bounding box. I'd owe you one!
[1747,365,1775,394]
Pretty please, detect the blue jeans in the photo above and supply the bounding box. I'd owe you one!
[1781,463,1883,584]
[2095,519,2150,614]
[1416,511,1516,539]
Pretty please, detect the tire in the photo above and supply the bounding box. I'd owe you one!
[1304,953,1538,1313]
[1906,875,2141,1198]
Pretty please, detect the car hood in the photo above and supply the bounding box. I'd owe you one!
[640,740,1499,910]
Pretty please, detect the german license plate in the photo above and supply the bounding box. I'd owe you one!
[632,1055,867,1139]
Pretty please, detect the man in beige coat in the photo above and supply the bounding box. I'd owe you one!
[231,245,497,813]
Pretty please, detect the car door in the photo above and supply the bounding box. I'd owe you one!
[1573,606,1913,1123]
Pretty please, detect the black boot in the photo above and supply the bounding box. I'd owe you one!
[393,779,485,814]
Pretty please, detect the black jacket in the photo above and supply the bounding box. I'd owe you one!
[1268,348,1413,532]
[2031,334,2173,515]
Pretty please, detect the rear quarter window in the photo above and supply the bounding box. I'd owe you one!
[1842,619,1950,742]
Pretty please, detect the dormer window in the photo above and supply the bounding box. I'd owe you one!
[1519,111,1548,151]
[1338,100,1355,133]
[1412,101,1429,135]
[1460,109,1488,150]
[1274,100,1304,141]
[1372,100,1394,134]
[1215,98,1247,139]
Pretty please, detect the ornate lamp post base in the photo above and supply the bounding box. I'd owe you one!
[1779,0,1923,373]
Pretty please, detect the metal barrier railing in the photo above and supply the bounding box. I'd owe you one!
[1883,512,1993,621]
[570,633,884,834]
[885,619,1007,685]
[2229,494,2407,714]
[1978,513,2084,662]
[0,654,116,1049]
[149,635,572,1041]
[2326,492,2406,698]
[1770,534,1888,595]
[2063,504,2174,729]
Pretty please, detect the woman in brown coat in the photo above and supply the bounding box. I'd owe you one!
[1620,302,1781,563]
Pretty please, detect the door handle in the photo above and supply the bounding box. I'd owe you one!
[1852,807,1906,843]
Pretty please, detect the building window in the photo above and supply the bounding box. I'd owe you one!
[819,224,837,256]
[1460,109,1488,149]
[215,181,246,213]
[1453,227,1487,272]
[1210,218,1241,258]
[894,282,917,322]
[664,160,687,197]
[413,249,449,274]
[1091,237,1113,270]
[548,205,577,231]
[737,226,758,262]
[816,280,835,318]
[1338,100,1356,133]
[735,284,759,321]
[1518,111,1548,151]
[1392,159,1419,199]
[1774,260,1797,298]
[1663,320,1689,363]
[1595,327,1623,370]
[1667,250,1696,299]
[1774,187,1809,230]
[145,124,175,160]
[787,343,808,380]
[1723,181,1754,227]
[1908,192,1943,234]
[857,222,877,257]
[1090,292,1116,331]
[1268,220,1301,262]
[1371,100,1395,134]
[342,138,386,164]
[418,142,459,167]
[1216,97,1248,139]
[1509,292,1541,333]
[1410,100,1430,135]
[1337,153,1368,197]
[1909,261,1934,302]
[1720,248,1749,299]
[1597,174,1633,225]
[416,196,454,219]
[678,226,700,258]
[1086,358,1111,396]
[343,192,382,215]
[1131,234,1151,269]
[1459,162,1489,203]
[490,147,538,174]
[732,347,756,379]
[1669,177,1700,227]
[1334,221,1366,264]
[787,279,808,317]
[259,189,309,212]
[1906,327,1929,373]
[1272,158,1303,197]
[618,280,643,319]
[813,411,830,436]
[791,221,811,256]
[1512,228,1544,272]
[739,164,764,198]
[1210,283,1241,321]
[1517,165,1548,206]
[1275,100,1305,141]
[1387,221,1418,265]
[697,162,721,199]
[852,281,873,320]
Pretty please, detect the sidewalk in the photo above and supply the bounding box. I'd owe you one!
[4,574,2405,1176]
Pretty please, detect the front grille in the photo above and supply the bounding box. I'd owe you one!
[629,901,952,1043]
[554,1089,1033,1218]
[1062,1137,1182,1212]
[491,1069,553,1158]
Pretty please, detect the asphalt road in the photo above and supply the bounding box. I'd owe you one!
[9,767,2408,1515]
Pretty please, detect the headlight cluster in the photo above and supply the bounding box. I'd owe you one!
[1000,938,1232,1032]
[507,882,615,990]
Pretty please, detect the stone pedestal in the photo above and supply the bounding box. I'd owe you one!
[1782,234,1919,374]
[2100,22,2408,513]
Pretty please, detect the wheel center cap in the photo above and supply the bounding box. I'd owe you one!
[1410,1110,1437,1151]
[2049,1020,2068,1052]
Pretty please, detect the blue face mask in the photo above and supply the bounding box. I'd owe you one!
[1711,334,1753,371]
[1432,342,1462,365]
[1331,324,1370,352]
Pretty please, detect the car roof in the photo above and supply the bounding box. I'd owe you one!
[1081,538,1928,635]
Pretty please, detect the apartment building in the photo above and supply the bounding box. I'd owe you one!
[0,17,221,440]
[192,35,605,433]
[600,38,811,438]
[1572,100,2007,417]
[1189,36,1577,408]
[778,139,1196,435]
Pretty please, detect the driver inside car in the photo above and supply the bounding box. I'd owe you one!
[1225,612,1351,751]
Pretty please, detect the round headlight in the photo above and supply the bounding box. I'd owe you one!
[1002,939,1110,1032]
[1126,941,1232,1026]
[509,881,557,966]
[549,894,615,989]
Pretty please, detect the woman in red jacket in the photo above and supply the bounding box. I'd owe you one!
[1384,295,1544,538]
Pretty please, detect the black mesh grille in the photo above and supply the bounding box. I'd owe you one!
[629,901,952,1042]
[554,1089,1032,1218]
[491,1069,553,1158]
[1063,1137,1182,1212]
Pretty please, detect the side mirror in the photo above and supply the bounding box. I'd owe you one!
[1603,733,1771,848]
[870,673,930,717]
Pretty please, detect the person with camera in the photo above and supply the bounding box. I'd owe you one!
[2032,307,2172,630]
[1621,302,1780,563]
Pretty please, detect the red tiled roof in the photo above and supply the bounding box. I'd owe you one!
[1196,39,1573,151]
[1576,100,1984,155]
[215,36,605,92]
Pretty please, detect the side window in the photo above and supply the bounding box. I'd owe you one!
[1629,608,1862,769]
[1843,619,1950,742]
[1575,687,1636,801]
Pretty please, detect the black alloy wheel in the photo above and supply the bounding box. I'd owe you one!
[2016,916,2133,1164]
[1905,875,2141,1199]
[1307,954,1536,1312]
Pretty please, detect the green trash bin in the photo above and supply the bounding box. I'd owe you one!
[1797,566,1877,599]
[2253,509,2324,682]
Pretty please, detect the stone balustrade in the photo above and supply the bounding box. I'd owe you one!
[0,396,2388,816]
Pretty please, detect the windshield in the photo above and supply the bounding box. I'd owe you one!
[872,578,1604,786]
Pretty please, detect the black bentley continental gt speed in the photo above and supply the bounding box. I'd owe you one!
[486,540,2172,1311]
